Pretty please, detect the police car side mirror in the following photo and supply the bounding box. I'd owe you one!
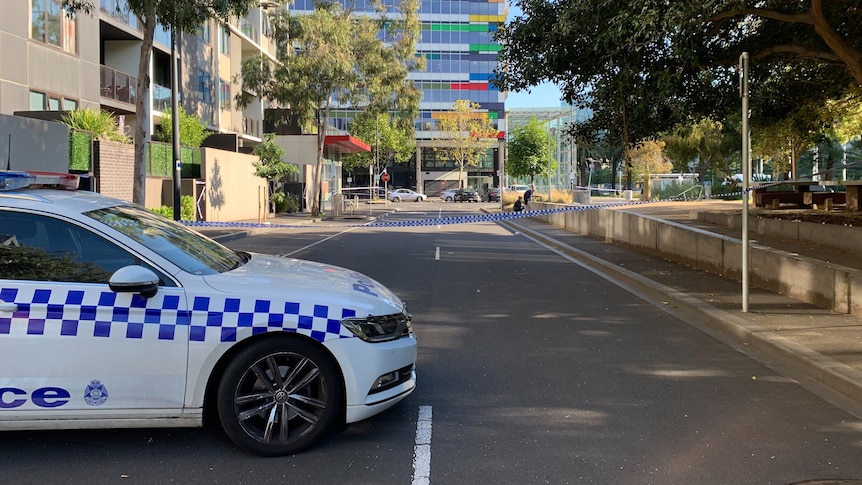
[109,266,159,299]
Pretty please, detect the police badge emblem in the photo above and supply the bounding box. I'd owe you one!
[84,379,109,406]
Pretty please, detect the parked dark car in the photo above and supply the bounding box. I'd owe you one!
[483,187,501,202]
[454,188,481,202]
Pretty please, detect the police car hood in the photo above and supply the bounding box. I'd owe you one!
[201,253,405,315]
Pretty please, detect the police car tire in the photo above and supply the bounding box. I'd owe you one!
[216,337,344,456]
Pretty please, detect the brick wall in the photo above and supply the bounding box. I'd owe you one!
[94,140,135,202]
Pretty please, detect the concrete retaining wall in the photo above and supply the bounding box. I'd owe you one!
[532,202,862,318]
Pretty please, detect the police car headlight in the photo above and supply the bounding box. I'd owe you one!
[341,312,412,342]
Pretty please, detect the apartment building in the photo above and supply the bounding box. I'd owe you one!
[1,0,280,145]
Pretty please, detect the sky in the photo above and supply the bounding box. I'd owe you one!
[501,3,564,109]
[505,84,565,109]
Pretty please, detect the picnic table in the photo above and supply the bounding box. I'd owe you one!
[751,180,862,211]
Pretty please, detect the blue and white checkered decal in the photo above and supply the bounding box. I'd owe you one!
[0,287,357,344]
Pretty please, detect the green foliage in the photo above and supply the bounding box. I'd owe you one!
[146,142,201,178]
[237,0,422,215]
[343,113,416,172]
[154,106,209,148]
[495,0,862,163]
[283,192,300,213]
[253,133,296,181]
[61,108,129,143]
[68,130,92,172]
[151,195,196,220]
[507,117,552,182]
[433,99,498,188]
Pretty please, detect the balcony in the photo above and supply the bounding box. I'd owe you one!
[100,65,136,105]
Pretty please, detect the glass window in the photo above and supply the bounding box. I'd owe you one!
[30,0,77,54]
[198,70,212,104]
[219,24,230,55]
[29,91,46,110]
[48,97,61,110]
[0,212,167,285]
[85,205,244,276]
[220,79,231,110]
[63,98,78,110]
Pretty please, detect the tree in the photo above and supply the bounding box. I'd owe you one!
[153,106,209,148]
[495,0,862,163]
[238,0,422,216]
[253,133,297,212]
[432,99,498,189]
[343,112,416,176]
[627,140,672,200]
[507,117,552,185]
[662,119,728,181]
[62,0,256,206]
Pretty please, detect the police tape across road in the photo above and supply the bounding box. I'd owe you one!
[180,190,749,230]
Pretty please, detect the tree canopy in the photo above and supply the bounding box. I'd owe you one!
[432,99,499,188]
[238,0,422,215]
[495,0,862,175]
[506,117,552,184]
[343,113,417,174]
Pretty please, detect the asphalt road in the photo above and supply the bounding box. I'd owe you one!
[3,202,862,484]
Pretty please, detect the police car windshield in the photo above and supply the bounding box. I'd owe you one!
[85,205,244,275]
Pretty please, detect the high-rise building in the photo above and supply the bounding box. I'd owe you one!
[291,0,507,195]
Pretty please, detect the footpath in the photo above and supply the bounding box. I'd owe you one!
[198,200,862,415]
[503,200,862,415]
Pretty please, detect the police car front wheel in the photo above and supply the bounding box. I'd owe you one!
[216,337,344,456]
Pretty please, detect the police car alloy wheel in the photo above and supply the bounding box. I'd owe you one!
[217,336,343,456]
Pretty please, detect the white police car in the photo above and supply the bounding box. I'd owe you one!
[0,171,417,456]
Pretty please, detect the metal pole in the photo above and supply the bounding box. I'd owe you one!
[171,25,182,221]
[547,112,552,203]
[740,52,750,312]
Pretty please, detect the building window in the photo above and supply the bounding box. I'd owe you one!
[31,0,77,54]
[220,79,231,110]
[219,24,230,55]
[198,70,212,104]
[29,90,77,111]
[29,91,46,110]
[197,21,210,44]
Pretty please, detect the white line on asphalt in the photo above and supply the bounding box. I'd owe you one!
[435,247,440,260]
[412,406,433,485]
[282,226,360,257]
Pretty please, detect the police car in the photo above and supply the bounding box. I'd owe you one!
[0,170,417,456]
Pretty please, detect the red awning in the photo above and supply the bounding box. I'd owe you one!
[324,135,371,154]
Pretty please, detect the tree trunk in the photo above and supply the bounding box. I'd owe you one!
[133,13,156,206]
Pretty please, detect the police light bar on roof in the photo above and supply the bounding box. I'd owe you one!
[0,170,78,191]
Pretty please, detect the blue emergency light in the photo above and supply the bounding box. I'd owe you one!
[0,170,78,191]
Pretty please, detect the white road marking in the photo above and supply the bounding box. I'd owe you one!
[283,226,359,257]
[435,247,440,260]
[412,406,433,485]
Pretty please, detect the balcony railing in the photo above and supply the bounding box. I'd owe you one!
[100,65,136,105]
[240,19,259,44]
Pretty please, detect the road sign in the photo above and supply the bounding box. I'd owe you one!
[381,173,390,182]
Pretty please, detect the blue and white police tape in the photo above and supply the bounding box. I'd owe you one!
[179,186,765,230]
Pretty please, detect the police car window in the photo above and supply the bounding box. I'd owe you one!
[0,212,169,284]
[85,205,244,275]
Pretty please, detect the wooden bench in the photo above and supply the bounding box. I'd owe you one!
[803,192,846,206]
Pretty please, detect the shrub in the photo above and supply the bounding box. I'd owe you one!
[151,195,196,220]
[61,108,129,143]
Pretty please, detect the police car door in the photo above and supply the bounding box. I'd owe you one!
[0,212,188,420]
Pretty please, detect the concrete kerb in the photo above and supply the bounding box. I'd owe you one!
[502,217,862,408]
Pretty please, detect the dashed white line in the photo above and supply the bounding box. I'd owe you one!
[435,247,440,261]
[412,405,433,485]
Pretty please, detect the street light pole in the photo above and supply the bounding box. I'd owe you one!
[740,52,750,312]
[171,24,182,221]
